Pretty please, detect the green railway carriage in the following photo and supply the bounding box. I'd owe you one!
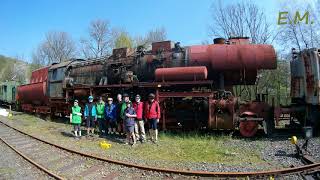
[0,81,19,107]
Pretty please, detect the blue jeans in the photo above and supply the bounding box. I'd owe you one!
[148,118,157,130]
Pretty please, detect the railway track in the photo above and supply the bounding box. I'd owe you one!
[0,120,319,179]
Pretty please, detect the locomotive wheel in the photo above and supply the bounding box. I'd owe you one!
[239,121,259,137]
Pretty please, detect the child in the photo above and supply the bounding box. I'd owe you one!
[124,101,137,146]
[70,100,82,139]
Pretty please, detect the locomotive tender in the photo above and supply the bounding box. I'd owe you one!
[17,37,277,137]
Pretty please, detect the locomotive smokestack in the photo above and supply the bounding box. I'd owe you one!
[213,38,226,44]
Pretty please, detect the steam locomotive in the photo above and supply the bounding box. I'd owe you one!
[16,37,277,137]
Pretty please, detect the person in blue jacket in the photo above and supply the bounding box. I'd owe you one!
[105,97,117,135]
[84,96,97,136]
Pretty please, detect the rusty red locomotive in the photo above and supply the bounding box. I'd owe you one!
[17,37,277,137]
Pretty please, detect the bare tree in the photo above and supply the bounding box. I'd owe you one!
[33,31,76,65]
[277,1,320,51]
[80,19,112,58]
[145,27,167,43]
[134,27,167,46]
[209,1,274,44]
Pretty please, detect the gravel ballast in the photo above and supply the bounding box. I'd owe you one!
[0,141,53,180]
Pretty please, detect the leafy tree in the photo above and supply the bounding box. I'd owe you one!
[114,31,133,49]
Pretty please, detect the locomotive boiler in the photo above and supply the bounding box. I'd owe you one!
[65,38,276,88]
[17,37,277,137]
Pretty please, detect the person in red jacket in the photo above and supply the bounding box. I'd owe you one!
[133,94,146,142]
[144,93,160,143]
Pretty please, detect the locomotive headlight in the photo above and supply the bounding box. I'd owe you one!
[290,136,297,145]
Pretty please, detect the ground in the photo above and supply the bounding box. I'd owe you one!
[1,111,319,173]
[0,140,52,180]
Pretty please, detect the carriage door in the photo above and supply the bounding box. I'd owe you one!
[3,85,7,101]
[12,87,16,102]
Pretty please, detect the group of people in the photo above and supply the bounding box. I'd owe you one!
[70,93,161,146]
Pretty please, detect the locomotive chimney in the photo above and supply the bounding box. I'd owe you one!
[213,38,226,44]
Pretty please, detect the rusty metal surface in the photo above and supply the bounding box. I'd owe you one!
[228,37,250,45]
[152,41,174,54]
[17,82,48,105]
[208,98,236,129]
[18,67,49,107]
[155,66,208,81]
[302,49,320,105]
[30,67,49,84]
[291,48,320,105]
[188,44,276,70]
[68,63,104,86]
[112,47,133,59]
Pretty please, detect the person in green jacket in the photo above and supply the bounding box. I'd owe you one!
[70,100,82,139]
[96,96,106,137]
[119,93,131,136]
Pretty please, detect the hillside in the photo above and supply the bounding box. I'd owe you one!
[0,55,31,84]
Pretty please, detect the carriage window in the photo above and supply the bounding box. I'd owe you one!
[52,69,57,80]
[12,87,16,101]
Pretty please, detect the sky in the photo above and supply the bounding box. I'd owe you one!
[0,0,304,62]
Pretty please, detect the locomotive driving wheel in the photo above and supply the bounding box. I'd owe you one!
[239,120,259,137]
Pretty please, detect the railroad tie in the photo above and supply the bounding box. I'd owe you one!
[18,143,35,149]
[57,159,86,173]
[24,147,42,154]
[42,155,69,167]
[10,140,33,147]
[99,172,119,180]
[5,137,26,143]
[78,164,104,177]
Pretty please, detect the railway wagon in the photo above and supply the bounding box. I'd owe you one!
[17,37,277,137]
[276,48,320,135]
[0,81,19,109]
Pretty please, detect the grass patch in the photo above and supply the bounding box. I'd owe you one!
[103,132,263,165]
[4,113,266,167]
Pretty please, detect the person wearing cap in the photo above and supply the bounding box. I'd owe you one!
[144,93,161,143]
[119,93,131,135]
[84,95,97,136]
[124,101,137,145]
[105,97,117,135]
[133,94,146,142]
[70,100,82,139]
[96,97,106,137]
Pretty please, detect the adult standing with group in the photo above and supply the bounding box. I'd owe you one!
[133,94,146,143]
[144,93,160,143]
[69,92,161,144]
